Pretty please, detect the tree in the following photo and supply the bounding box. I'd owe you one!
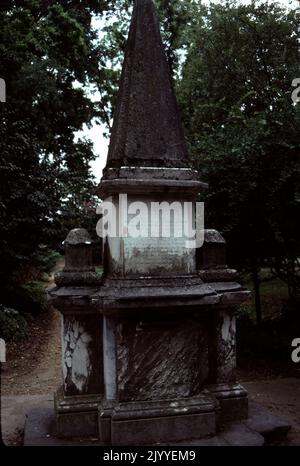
[177,1,300,322]
[0,0,110,312]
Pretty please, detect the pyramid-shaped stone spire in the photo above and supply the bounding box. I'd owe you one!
[104,0,189,172]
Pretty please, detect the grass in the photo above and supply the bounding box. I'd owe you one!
[240,268,289,322]
[237,268,300,377]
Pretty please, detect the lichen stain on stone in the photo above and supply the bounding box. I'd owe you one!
[221,315,231,342]
[63,319,93,393]
[125,245,195,276]
[217,313,236,382]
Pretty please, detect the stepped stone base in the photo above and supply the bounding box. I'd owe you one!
[98,395,217,446]
[24,401,291,447]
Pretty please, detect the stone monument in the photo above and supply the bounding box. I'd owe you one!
[24,0,289,446]
[49,0,250,445]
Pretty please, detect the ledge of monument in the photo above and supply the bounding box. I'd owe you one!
[103,394,218,421]
[102,285,217,301]
[198,268,239,282]
[47,286,101,313]
[102,166,202,181]
[97,177,207,198]
[54,270,103,287]
[100,275,210,288]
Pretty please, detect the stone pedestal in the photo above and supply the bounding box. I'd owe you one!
[99,395,218,446]
[208,309,248,423]
[49,229,103,437]
[95,296,249,444]
[49,227,250,444]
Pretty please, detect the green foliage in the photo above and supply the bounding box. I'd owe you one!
[3,280,48,316]
[0,305,29,342]
[237,306,300,375]
[20,281,48,314]
[177,1,300,276]
[31,246,61,278]
[0,1,109,313]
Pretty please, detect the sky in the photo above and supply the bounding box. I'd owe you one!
[83,0,299,183]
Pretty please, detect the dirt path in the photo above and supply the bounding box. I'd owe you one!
[1,308,61,396]
[2,260,63,396]
[242,378,300,446]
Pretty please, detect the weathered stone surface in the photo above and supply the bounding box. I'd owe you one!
[61,315,103,396]
[103,316,118,401]
[48,286,100,314]
[54,387,102,438]
[56,411,99,439]
[116,316,210,402]
[54,270,102,287]
[99,395,217,445]
[102,195,198,277]
[103,394,217,419]
[55,386,102,414]
[47,227,105,439]
[208,384,248,423]
[102,167,203,185]
[210,310,237,384]
[98,177,206,197]
[64,228,93,246]
[111,412,216,446]
[198,268,239,282]
[97,0,207,198]
[95,276,250,315]
[63,228,95,272]
[197,229,226,270]
[103,0,190,173]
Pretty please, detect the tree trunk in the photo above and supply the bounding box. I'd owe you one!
[252,268,262,326]
[288,258,296,301]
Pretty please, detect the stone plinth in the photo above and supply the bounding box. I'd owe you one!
[48,229,103,437]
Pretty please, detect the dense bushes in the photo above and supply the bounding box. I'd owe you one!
[0,1,104,341]
[0,247,60,341]
[0,305,29,342]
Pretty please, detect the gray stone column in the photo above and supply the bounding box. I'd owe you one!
[214,309,237,384]
[49,229,103,437]
[208,308,248,422]
[103,316,117,401]
[61,314,103,397]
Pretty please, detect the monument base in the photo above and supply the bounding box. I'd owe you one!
[98,395,217,446]
[54,386,101,438]
[53,385,249,442]
[208,383,248,423]
[23,400,291,446]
